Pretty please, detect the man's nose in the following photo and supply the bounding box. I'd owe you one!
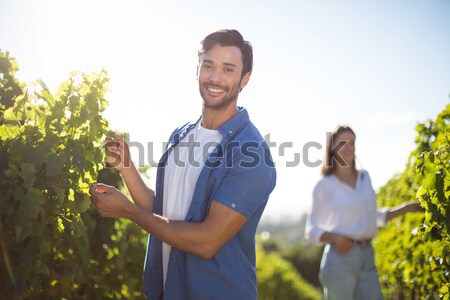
[209,69,222,82]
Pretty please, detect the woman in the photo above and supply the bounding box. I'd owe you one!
[307,125,423,300]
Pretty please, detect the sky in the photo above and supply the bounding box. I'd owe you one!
[1,0,449,222]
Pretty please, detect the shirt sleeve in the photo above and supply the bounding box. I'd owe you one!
[376,207,389,227]
[306,180,331,245]
[364,170,389,227]
[213,144,276,219]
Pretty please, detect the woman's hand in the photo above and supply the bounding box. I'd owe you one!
[334,235,353,255]
[321,232,353,255]
[404,201,425,213]
[105,132,131,172]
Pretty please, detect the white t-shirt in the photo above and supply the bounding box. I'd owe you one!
[307,170,389,245]
[162,122,222,283]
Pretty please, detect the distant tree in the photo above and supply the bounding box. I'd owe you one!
[257,238,322,300]
[258,217,324,289]
[281,243,324,288]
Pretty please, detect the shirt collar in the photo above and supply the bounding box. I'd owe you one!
[217,106,249,138]
[172,107,249,147]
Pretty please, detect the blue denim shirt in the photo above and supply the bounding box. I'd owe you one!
[143,107,276,300]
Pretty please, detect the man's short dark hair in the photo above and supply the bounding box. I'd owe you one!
[198,29,253,78]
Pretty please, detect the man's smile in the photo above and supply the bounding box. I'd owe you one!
[205,84,228,95]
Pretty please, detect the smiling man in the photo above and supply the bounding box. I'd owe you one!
[89,29,277,300]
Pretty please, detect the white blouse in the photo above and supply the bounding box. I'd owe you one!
[307,170,389,245]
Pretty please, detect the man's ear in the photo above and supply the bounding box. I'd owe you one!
[240,72,251,90]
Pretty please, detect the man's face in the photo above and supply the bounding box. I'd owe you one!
[198,45,250,110]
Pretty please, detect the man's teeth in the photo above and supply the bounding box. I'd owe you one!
[208,87,224,93]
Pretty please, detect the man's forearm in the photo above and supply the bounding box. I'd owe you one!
[123,200,247,260]
[120,161,154,211]
[124,202,215,259]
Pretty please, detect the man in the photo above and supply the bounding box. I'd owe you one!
[90,29,276,300]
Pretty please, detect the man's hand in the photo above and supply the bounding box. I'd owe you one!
[89,183,132,218]
[105,132,131,171]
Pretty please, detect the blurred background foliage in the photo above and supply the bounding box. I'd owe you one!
[374,102,450,299]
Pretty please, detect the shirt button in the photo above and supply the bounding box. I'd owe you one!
[229,130,233,134]
[231,203,236,208]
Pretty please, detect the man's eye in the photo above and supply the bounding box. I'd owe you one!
[203,64,212,69]
[225,68,234,73]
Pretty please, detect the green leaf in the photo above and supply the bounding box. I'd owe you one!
[422,173,436,190]
[25,145,47,166]
[40,87,55,106]
[68,95,80,111]
[76,193,92,213]
[46,152,66,176]
[57,217,65,232]
[72,150,87,171]
[12,92,28,114]
[15,218,34,243]
[3,107,18,123]
[0,125,20,139]
[71,215,86,238]
[21,187,42,220]
[68,188,75,201]
[89,121,99,142]
[55,187,66,205]
[19,162,35,190]
[79,82,91,97]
